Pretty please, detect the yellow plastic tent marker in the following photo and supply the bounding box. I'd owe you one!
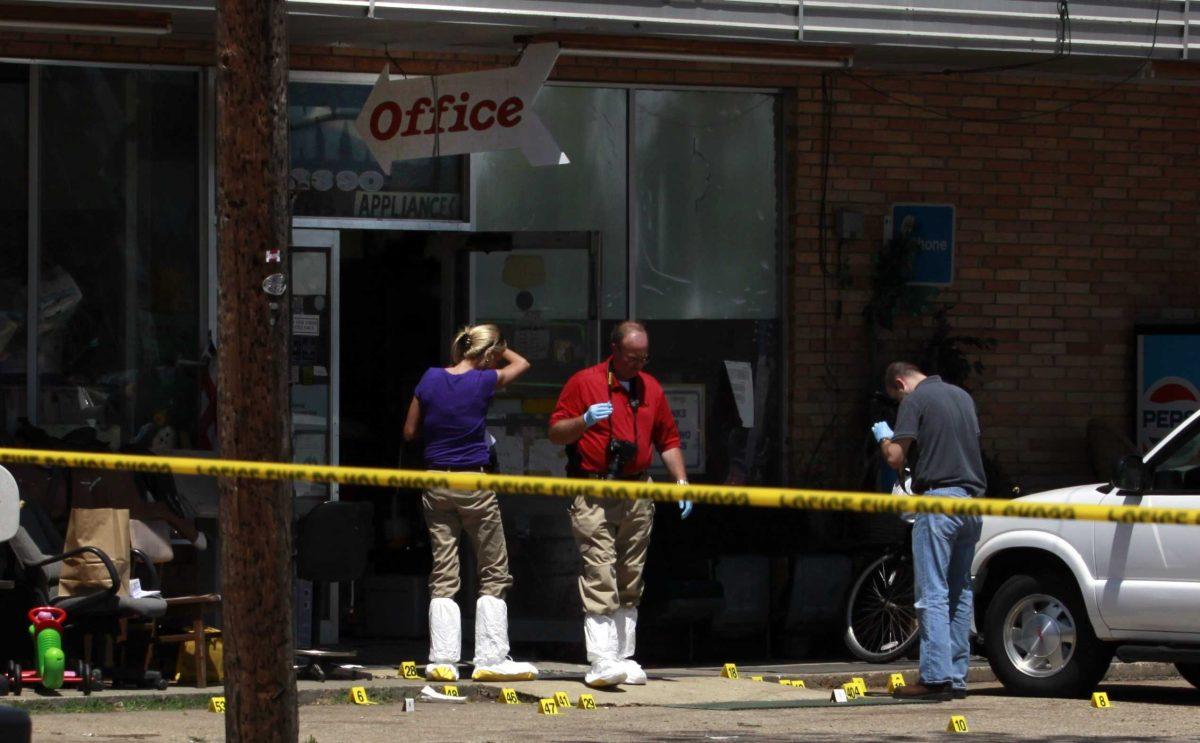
[554,691,572,708]
[351,687,377,705]
[888,673,906,693]
[208,696,225,713]
[442,685,459,697]
[400,661,419,680]
[1091,692,1111,708]
[947,715,969,733]
[538,698,560,715]
[720,663,739,679]
[501,688,520,704]
[578,694,597,710]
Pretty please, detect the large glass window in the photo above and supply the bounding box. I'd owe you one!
[474,86,627,318]
[288,81,465,220]
[0,65,27,436]
[37,66,201,449]
[634,89,778,321]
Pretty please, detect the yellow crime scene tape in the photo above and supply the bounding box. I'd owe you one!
[0,446,1197,526]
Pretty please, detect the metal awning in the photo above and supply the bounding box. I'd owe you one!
[6,1,1198,61]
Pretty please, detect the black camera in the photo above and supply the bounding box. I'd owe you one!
[605,438,638,479]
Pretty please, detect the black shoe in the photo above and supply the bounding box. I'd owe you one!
[951,687,967,699]
[892,681,953,701]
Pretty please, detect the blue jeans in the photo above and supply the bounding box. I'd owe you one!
[912,487,982,689]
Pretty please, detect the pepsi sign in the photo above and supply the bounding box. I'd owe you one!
[1137,330,1200,452]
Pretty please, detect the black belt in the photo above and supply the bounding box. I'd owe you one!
[576,471,648,482]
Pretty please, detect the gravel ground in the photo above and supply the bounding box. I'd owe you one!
[23,679,1200,742]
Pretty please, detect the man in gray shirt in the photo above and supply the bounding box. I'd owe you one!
[871,361,986,701]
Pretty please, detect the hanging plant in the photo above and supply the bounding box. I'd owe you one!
[862,231,939,330]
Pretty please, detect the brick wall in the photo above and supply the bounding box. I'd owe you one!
[791,71,1200,492]
[6,29,1198,491]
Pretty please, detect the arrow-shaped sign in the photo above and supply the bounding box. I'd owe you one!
[354,43,568,173]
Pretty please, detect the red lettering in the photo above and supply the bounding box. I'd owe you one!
[426,94,456,135]
[496,96,524,128]
[469,99,496,130]
[402,97,432,137]
[448,92,470,133]
[369,101,402,140]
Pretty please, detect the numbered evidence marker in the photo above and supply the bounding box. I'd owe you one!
[554,691,573,709]
[208,696,226,713]
[400,661,420,680]
[829,688,849,704]
[947,715,969,733]
[888,673,906,693]
[720,663,739,679]
[578,694,597,710]
[851,677,868,694]
[1091,692,1111,709]
[501,688,521,705]
[538,698,560,716]
[442,685,460,697]
[350,686,378,705]
[842,682,863,700]
[750,675,764,682]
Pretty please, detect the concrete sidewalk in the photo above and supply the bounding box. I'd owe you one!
[0,658,1181,712]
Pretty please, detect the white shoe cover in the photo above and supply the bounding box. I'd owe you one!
[585,659,627,688]
[429,597,461,666]
[584,613,627,687]
[473,658,539,681]
[614,607,646,684]
[425,663,459,681]
[471,595,538,681]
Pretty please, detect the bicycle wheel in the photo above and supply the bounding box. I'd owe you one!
[844,551,919,663]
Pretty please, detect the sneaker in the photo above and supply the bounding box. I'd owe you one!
[472,659,539,682]
[425,663,459,681]
[892,681,952,701]
[621,660,647,685]
[951,687,968,699]
[584,659,627,688]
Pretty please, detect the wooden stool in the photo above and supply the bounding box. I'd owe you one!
[156,594,222,688]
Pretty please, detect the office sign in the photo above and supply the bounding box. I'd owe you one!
[355,43,568,172]
[652,384,705,474]
[888,203,955,286]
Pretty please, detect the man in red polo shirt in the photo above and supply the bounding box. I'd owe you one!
[549,320,691,688]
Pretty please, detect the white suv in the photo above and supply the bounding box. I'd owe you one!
[972,408,1200,696]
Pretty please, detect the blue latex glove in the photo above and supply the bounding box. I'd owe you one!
[871,421,895,442]
[583,402,613,427]
[677,480,692,519]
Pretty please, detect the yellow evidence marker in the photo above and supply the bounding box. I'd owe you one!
[842,682,863,700]
[750,675,764,682]
[400,661,420,680]
[554,691,572,709]
[947,715,969,733]
[789,679,806,688]
[500,688,521,704]
[850,677,868,695]
[538,698,560,715]
[720,663,739,679]
[1091,692,1111,708]
[888,673,906,693]
[350,687,377,705]
[208,697,226,713]
[442,685,460,697]
[578,694,597,710]
[778,679,793,686]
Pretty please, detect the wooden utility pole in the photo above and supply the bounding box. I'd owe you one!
[215,0,296,740]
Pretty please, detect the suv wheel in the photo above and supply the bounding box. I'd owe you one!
[983,572,1112,697]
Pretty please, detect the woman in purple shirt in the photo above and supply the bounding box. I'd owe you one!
[402,324,536,682]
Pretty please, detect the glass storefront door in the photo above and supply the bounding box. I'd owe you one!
[290,227,340,645]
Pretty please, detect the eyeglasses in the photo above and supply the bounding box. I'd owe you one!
[621,351,649,364]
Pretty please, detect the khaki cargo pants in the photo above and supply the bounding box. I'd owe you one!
[570,495,655,616]
[422,487,513,600]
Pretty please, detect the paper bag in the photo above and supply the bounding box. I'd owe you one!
[59,507,131,597]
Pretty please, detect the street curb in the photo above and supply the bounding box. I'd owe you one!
[767,661,1180,689]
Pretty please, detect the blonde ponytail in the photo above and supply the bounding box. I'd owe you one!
[450,324,506,366]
